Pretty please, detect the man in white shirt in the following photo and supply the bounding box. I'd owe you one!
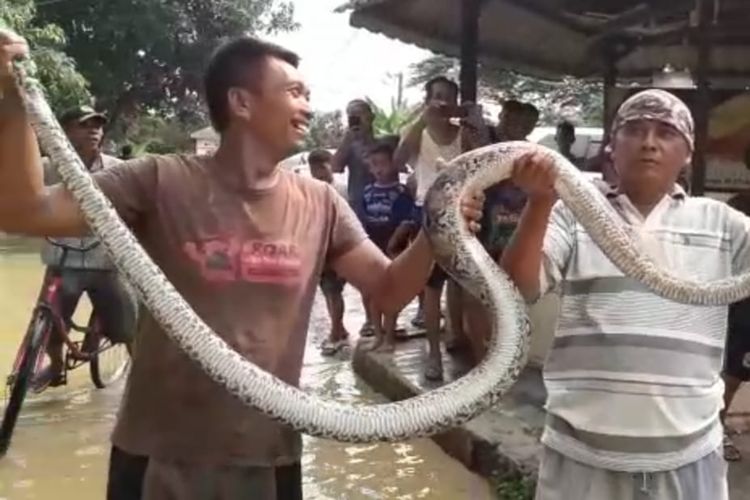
[393,77,483,380]
[499,89,746,499]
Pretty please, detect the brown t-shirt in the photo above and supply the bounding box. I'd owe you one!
[94,154,366,466]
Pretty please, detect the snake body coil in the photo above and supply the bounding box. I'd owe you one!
[13,61,750,443]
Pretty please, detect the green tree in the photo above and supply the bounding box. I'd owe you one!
[367,97,418,136]
[37,0,297,131]
[0,0,90,111]
[409,55,603,126]
[119,112,200,156]
[302,110,345,150]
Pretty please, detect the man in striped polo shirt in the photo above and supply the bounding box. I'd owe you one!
[499,89,750,499]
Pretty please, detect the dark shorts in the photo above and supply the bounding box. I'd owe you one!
[366,225,398,254]
[50,268,138,344]
[319,269,345,295]
[426,265,449,290]
[726,303,750,381]
[107,447,303,500]
[412,206,424,228]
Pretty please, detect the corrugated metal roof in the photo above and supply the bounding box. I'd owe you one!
[190,126,219,141]
[338,0,750,80]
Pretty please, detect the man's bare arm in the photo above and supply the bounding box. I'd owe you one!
[0,30,87,237]
[332,232,434,315]
[332,195,483,314]
[499,153,558,301]
[331,131,353,174]
[393,115,425,173]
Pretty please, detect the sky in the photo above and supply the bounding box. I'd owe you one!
[266,0,432,113]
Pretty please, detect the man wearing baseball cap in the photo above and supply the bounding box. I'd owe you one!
[495,89,749,499]
[34,104,137,391]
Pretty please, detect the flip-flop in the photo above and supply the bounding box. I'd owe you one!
[31,366,65,394]
[724,433,742,462]
[411,311,425,329]
[424,357,444,381]
[359,323,375,337]
[320,338,347,356]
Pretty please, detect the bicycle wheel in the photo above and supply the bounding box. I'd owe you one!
[86,330,131,389]
[0,310,53,456]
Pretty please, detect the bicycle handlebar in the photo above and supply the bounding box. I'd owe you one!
[45,237,101,253]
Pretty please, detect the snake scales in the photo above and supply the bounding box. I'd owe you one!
[10,53,750,443]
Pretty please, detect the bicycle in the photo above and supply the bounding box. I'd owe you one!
[0,238,133,456]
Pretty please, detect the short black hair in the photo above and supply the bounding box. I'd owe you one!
[379,134,400,151]
[308,149,333,166]
[368,139,395,159]
[522,102,540,120]
[501,99,524,114]
[425,76,459,100]
[204,37,300,132]
[347,99,373,114]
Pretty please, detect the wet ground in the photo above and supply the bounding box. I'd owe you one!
[0,238,493,500]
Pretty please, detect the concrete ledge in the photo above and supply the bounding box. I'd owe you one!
[353,337,750,498]
[352,339,542,480]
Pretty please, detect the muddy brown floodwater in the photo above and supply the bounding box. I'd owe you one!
[0,239,493,499]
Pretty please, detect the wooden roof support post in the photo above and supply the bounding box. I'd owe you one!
[691,0,713,196]
[460,0,480,104]
[602,45,619,138]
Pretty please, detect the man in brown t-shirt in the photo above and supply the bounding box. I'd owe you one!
[0,32,482,499]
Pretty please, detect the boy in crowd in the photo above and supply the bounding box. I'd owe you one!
[309,149,349,355]
[361,140,415,352]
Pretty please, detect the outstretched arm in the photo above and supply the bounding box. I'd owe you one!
[0,29,87,237]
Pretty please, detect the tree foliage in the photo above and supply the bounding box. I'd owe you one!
[367,97,419,137]
[302,110,345,150]
[117,112,201,156]
[409,55,603,126]
[1,0,90,111]
[36,0,297,130]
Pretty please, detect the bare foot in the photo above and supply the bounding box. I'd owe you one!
[424,354,444,381]
[364,337,384,351]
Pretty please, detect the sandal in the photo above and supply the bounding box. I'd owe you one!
[31,366,65,394]
[724,432,742,462]
[320,338,347,356]
[424,356,444,381]
[411,310,425,329]
[359,322,375,338]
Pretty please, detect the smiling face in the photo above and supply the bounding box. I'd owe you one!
[226,55,312,162]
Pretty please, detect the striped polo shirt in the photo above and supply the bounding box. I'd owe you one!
[539,181,750,472]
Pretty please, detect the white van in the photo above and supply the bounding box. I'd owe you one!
[529,126,604,164]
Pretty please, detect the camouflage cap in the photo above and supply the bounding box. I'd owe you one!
[611,89,694,151]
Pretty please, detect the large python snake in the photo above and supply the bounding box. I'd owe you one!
[10,55,749,443]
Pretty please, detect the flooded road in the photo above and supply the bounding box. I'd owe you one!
[0,238,493,499]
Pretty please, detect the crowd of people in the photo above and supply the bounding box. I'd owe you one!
[299,67,750,500]
[2,26,749,500]
[311,79,589,382]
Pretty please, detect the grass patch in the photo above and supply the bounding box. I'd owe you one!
[491,475,535,500]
